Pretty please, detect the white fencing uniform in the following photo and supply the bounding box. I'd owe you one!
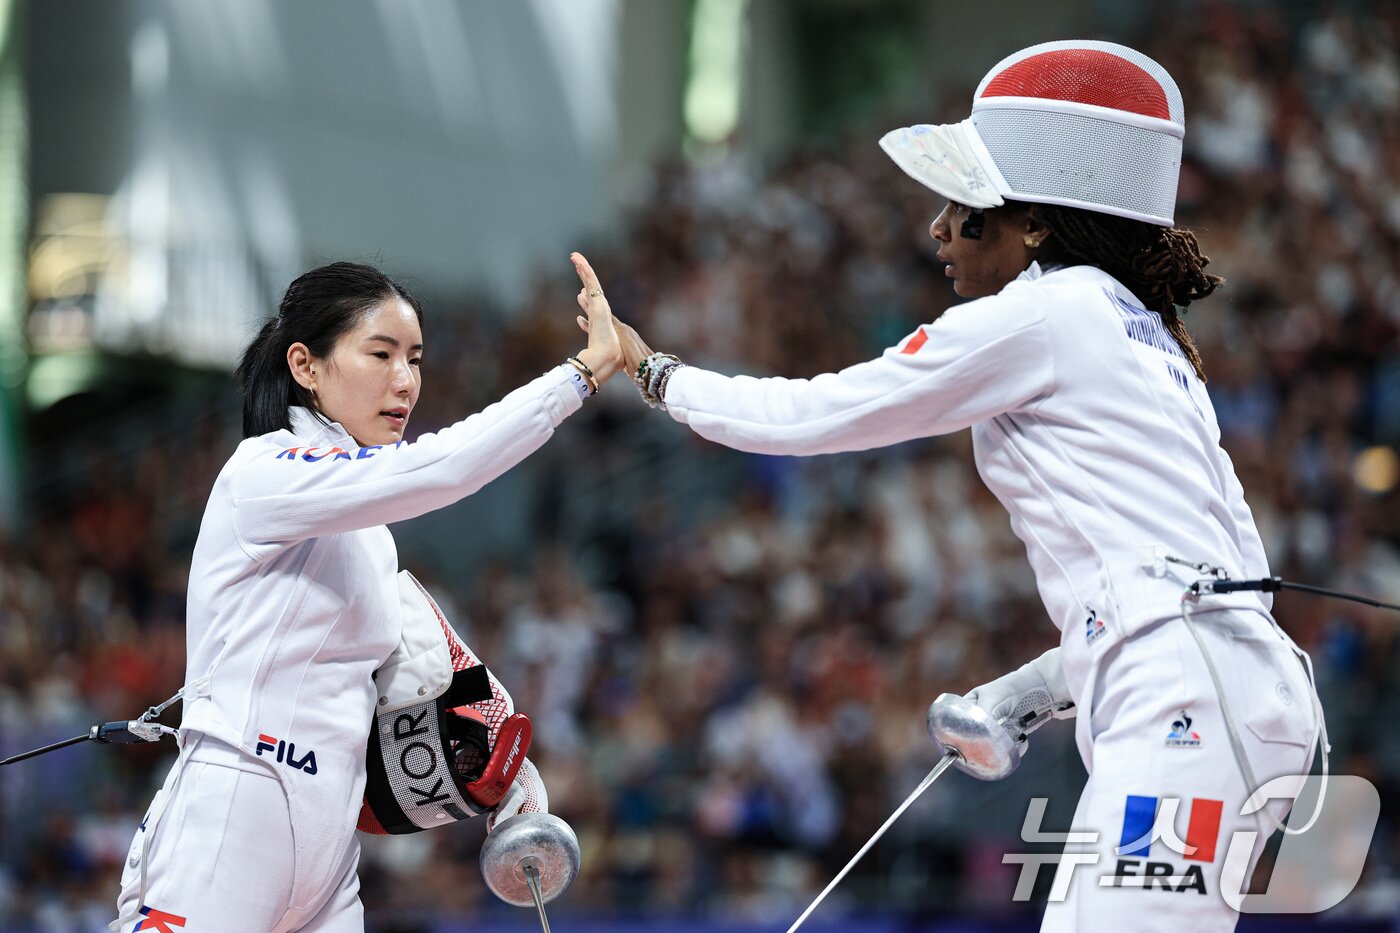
[663,262,1317,929]
[114,365,586,932]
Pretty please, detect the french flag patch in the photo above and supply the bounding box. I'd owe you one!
[1119,795,1223,863]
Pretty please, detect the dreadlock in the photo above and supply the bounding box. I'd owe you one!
[1023,202,1221,382]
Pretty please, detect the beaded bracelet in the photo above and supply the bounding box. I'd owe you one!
[633,352,685,410]
[635,355,655,389]
[655,359,684,405]
[645,353,670,400]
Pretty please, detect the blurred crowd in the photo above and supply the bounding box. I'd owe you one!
[5,3,1400,929]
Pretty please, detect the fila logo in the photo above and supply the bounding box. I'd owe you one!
[133,906,187,932]
[255,733,319,775]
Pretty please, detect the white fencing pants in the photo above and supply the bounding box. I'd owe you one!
[114,735,364,932]
[1042,609,1318,932]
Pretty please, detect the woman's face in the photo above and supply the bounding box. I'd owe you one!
[928,200,1039,299]
[292,298,423,447]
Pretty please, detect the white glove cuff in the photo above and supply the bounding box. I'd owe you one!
[1027,647,1076,720]
[487,757,548,832]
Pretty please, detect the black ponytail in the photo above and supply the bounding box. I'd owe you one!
[236,262,423,437]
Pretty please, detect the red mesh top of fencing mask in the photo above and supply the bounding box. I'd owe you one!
[979,48,1171,120]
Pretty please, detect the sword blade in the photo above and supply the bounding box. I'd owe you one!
[523,863,552,933]
[785,750,960,933]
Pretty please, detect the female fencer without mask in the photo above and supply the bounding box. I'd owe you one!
[114,257,623,932]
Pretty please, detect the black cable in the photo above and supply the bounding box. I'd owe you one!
[0,733,89,766]
[1277,580,1400,613]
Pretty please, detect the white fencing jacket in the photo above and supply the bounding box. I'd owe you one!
[664,263,1271,698]
[177,364,583,873]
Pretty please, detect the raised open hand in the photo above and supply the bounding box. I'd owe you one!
[571,254,655,380]
[569,252,623,383]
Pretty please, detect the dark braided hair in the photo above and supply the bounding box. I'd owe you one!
[1017,202,1221,382]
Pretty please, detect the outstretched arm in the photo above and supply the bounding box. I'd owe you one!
[233,257,623,551]
[571,253,1055,457]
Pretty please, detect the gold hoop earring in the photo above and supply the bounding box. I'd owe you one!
[1024,235,1044,248]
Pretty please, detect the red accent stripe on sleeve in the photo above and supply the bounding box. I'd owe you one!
[1184,797,1223,862]
[901,328,929,354]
